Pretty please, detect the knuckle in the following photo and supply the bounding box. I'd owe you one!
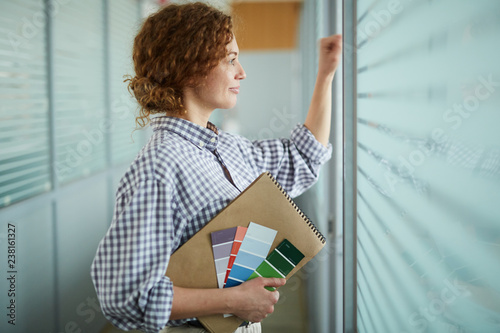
[253,277,264,286]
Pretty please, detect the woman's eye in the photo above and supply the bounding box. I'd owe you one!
[229,58,236,65]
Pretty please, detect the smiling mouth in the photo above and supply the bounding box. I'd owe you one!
[229,87,240,94]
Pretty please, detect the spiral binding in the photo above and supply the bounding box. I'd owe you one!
[265,172,326,244]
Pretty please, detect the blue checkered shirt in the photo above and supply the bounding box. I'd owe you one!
[91,116,332,332]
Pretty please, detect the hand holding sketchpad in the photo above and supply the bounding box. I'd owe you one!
[165,172,326,333]
[211,227,238,288]
[224,222,277,288]
[247,239,304,291]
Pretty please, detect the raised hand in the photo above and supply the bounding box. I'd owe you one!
[317,34,343,81]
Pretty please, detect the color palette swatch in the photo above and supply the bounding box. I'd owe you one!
[224,226,247,287]
[224,222,277,288]
[247,239,304,291]
[211,227,237,288]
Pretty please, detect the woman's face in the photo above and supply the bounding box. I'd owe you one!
[186,37,246,113]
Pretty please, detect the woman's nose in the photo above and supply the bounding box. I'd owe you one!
[236,63,246,80]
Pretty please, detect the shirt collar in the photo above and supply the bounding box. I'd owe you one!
[150,116,219,151]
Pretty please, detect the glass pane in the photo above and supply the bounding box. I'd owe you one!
[355,1,500,332]
[53,0,106,184]
[0,0,51,207]
[109,0,144,165]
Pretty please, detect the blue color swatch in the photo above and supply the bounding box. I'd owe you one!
[225,222,277,288]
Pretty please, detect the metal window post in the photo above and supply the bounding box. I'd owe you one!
[342,0,357,332]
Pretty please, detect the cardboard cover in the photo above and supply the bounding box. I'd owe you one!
[165,172,326,333]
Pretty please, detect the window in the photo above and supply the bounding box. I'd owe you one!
[0,0,51,208]
[344,1,500,332]
[0,0,142,207]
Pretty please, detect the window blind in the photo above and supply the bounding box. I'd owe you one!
[354,1,500,332]
[0,1,142,208]
[0,0,51,208]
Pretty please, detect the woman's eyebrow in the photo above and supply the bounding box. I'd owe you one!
[228,51,238,56]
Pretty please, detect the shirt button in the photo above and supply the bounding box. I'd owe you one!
[210,137,216,143]
[199,141,204,147]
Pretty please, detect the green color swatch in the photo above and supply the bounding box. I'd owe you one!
[247,239,305,290]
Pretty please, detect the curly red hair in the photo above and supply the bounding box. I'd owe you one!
[124,2,233,127]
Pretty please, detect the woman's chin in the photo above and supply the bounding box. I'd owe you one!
[219,100,237,110]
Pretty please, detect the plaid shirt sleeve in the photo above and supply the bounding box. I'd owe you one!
[246,124,332,198]
[91,178,181,333]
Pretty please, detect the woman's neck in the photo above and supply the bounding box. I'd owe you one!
[180,88,214,127]
[174,109,212,128]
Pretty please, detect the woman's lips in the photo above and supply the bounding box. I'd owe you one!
[229,86,240,94]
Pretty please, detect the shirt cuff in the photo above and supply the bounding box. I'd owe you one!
[143,275,174,332]
[290,124,332,165]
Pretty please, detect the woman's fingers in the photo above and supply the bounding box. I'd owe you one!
[260,277,287,289]
[230,277,286,322]
[318,34,343,79]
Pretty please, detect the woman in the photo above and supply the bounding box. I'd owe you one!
[91,2,342,333]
